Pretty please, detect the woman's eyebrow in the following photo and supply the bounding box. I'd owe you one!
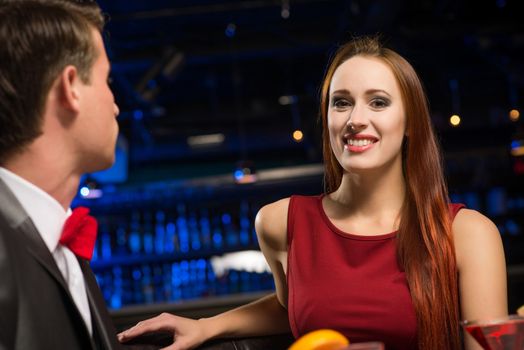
[364,89,391,97]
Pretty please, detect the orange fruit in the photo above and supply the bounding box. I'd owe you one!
[289,329,350,350]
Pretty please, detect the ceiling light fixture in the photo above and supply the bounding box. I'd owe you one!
[187,133,225,148]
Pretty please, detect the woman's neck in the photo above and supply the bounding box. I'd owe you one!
[330,161,406,222]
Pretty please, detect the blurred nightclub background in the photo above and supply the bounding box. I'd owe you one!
[71,0,524,328]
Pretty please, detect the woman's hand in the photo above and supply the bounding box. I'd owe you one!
[117,313,208,350]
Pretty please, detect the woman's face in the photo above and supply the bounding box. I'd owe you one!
[327,55,406,174]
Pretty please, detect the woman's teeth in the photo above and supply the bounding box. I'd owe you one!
[348,139,374,147]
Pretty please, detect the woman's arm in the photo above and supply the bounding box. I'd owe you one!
[118,198,291,350]
[197,198,293,340]
[452,208,507,350]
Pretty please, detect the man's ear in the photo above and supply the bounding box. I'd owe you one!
[57,65,81,113]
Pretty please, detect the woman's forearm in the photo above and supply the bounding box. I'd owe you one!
[199,292,290,340]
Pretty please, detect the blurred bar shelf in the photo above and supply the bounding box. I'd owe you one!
[75,163,324,211]
[91,245,260,270]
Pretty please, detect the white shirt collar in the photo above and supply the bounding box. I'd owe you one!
[0,167,70,252]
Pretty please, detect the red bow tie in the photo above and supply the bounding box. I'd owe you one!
[59,207,98,261]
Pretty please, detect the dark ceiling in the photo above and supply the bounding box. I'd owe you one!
[96,0,524,175]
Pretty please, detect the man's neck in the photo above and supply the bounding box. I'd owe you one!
[3,152,80,211]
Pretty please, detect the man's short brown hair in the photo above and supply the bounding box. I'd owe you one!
[0,0,105,163]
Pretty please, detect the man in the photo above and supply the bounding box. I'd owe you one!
[0,0,121,349]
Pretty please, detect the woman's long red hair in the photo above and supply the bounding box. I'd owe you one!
[320,37,460,350]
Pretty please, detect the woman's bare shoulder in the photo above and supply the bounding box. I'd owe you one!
[254,198,290,252]
[452,208,504,269]
[452,208,500,241]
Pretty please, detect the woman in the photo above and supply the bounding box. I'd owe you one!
[118,36,507,350]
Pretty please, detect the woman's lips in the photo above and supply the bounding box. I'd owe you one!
[343,134,378,153]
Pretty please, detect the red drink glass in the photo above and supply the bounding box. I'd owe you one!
[461,315,524,350]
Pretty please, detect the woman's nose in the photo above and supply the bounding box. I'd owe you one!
[346,104,367,131]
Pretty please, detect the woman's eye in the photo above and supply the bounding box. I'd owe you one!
[370,98,389,108]
[331,98,352,109]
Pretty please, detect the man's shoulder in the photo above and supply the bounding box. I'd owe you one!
[0,219,18,267]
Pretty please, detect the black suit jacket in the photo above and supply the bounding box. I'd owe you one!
[0,178,121,350]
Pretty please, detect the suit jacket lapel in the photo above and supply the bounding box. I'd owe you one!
[0,178,69,291]
[80,259,121,349]
[14,219,98,349]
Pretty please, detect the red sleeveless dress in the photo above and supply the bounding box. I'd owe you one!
[286,194,464,350]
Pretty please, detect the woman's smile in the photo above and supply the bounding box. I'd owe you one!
[344,133,379,153]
